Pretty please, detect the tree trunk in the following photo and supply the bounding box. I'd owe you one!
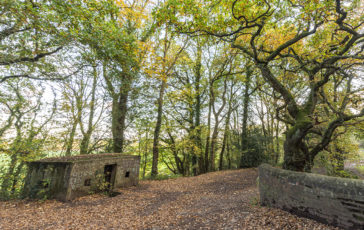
[210,122,218,171]
[65,121,77,156]
[10,162,24,195]
[275,118,280,164]
[204,97,212,172]
[240,67,252,168]
[151,79,166,177]
[273,93,280,164]
[219,123,229,171]
[209,76,227,171]
[1,154,17,195]
[80,65,98,154]
[227,138,232,169]
[282,120,312,171]
[80,131,91,154]
[219,86,233,170]
[112,75,131,153]
[193,41,203,175]
[257,64,316,171]
[143,131,149,179]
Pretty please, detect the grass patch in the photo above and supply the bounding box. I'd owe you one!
[358,148,364,159]
[143,174,183,181]
[356,166,364,174]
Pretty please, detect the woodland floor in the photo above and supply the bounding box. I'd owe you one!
[0,169,339,230]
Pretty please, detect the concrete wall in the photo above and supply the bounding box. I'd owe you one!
[67,155,140,200]
[259,164,364,229]
[23,162,73,200]
[23,155,140,201]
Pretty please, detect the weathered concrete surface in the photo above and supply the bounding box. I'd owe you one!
[22,162,72,200]
[259,164,364,229]
[23,154,140,201]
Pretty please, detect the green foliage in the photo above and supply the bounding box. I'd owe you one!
[314,132,360,178]
[1,0,363,201]
[157,0,364,172]
[0,0,72,83]
[143,173,182,181]
[90,171,110,194]
[0,164,28,200]
[239,128,268,168]
[250,196,260,207]
[0,79,54,199]
[332,170,358,179]
[357,166,364,175]
[35,177,51,201]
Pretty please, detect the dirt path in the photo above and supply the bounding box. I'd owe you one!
[0,169,338,229]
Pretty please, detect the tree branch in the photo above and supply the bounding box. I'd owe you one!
[0,47,63,66]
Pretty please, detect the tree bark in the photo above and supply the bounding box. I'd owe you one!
[194,42,203,175]
[219,81,235,170]
[204,94,212,172]
[283,127,310,171]
[275,118,280,164]
[210,122,219,171]
[80,64,98,154]
[151,79,166,177]
[10,162,24,195]
[111,74,131,153]
[65,120,78,156]
[209,77,227,171]
[240,66,252,168]
[227,137,232,169]
[142,130,149,179]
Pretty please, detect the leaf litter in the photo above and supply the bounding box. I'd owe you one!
[0,169,339,229]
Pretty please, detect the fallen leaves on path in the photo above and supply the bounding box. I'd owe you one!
[0,169,338,229]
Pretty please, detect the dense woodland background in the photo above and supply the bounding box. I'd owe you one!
[0,0,363,199]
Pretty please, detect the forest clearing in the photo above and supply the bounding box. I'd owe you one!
[0,169,338,230]
[1,0,363,229]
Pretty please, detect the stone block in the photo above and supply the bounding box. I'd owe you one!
[259,164,364,229]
